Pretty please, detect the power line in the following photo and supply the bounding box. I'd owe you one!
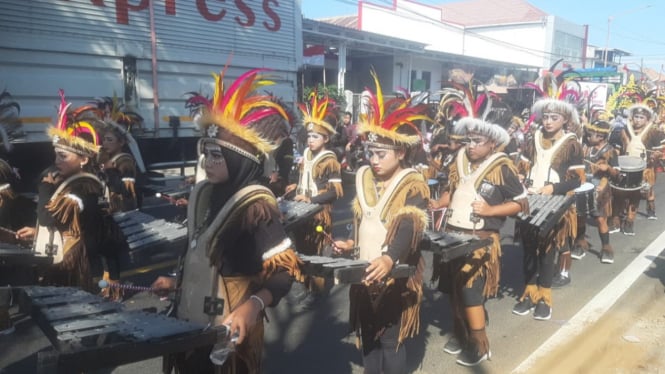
[328,0,579,62]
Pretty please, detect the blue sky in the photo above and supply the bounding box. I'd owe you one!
[301,0,663,71]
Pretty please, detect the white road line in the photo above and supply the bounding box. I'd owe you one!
[513,229,665,373]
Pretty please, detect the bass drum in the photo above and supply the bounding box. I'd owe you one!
[611,156,646,191]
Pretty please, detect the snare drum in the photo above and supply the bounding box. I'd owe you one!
[574,182,595,215]
[611,156,646,191]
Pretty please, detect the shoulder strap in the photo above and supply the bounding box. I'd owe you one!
[51,173,103,200]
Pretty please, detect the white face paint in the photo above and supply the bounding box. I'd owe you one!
[203,143,228,184]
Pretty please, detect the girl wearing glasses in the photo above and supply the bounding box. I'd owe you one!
[513,98,584,320]
[333,71,429,374]
[431,118,526,367]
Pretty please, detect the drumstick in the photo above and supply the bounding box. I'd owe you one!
[315,225,335,244]
[98,279,178,293]
[155,192,177,204]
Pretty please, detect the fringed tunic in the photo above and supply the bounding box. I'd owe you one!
[349,166,429,354]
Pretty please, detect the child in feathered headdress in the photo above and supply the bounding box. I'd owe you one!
[282,90,343,309]
[333,69,430,373]
[151,66,303,374]
[16,90,108,293]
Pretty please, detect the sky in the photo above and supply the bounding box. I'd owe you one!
[301,0,664,72]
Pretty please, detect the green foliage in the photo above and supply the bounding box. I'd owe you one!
[302,84,346,110]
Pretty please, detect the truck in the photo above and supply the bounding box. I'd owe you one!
[0,0,302,188]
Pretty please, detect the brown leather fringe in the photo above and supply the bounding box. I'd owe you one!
[460,232,502,297]
[0,187,16,208]
[552,207,577,251]
[644,168,656,186]
[293,206,332,256]
[314,155,344,198]
[46,196,82,237]
[384,207,429,252]
[124,179,136,200]
[539,286,552,306]
[240,199,277,231]
[551,137,582,179]
[398,255,425,344]
[262,248,304,283]
[520,284,539,302]
[596,179,612,217]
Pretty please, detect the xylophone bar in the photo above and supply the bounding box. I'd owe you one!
[19,286,220,373]
[278,200,324,231]
[517,194,574,237]
[420,231,492,263]
[112,210,188,262]
[298,255,415,284]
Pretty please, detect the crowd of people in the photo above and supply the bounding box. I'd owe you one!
[1,67,664,374]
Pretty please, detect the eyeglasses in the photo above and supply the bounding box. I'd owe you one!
[466,137,489,146]
[541,113,563,121]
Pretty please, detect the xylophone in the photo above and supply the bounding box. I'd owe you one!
[298,254,415,284]
[0,243,53,267]
[516,194,575,236]
[112,210,188,262]
[278,199,324,231]
[419,230,493,263]
[18,286,222,373]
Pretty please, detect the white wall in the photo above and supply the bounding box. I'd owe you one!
[360,0,584,70]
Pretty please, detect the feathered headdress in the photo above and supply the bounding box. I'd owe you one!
[607,76,663,121]
[48,89,102,157]
[525,59,582,128]
[435,80,495,124]
[0,90,22,153]
[299,90,337,135]
[197,67,288,163]
[92,94,143,131]
[91,95,146,172]
[358,70,430,147]
[585,118,612,135]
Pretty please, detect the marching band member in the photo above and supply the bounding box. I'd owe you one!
[610,104,665,235]
[333,70,429,374]
[0,92,35,335]
[431,118,526,366]
[94,98,144,300]
[16,90,109,292]
[94,96,145,213]
[572,119,619,264]
[152,68,303,374]
[286,91,342,253]
[513,97,584,317]
[283,91,342,307]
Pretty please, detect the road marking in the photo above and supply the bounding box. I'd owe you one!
[513,229,665,373]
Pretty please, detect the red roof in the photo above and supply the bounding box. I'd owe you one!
[317,15,358,29]
[438,0,547,27]
[315,0,546,29]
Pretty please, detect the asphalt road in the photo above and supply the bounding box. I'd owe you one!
[2,177,664,373]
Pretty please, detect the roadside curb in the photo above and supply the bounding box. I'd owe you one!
[513,229,665,373]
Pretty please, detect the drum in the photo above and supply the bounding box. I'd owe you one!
[574,182,595,215]
[428,178,440,199]
[611,156,646,191]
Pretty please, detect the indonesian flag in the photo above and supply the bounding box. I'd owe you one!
[303,45,325,66]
